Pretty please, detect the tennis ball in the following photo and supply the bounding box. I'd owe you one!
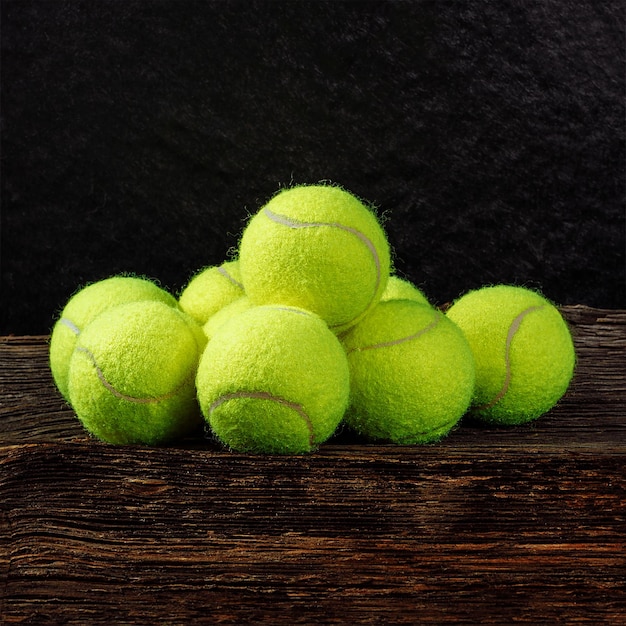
[196,305,350,454]
[238,184,391,333]
[179,260,245,325]
[68,300,207,445]
[445,285,576,425]
[203,296,254,341]
[341,300,475,444]
[49,276,178,402]
[381,275,431,307]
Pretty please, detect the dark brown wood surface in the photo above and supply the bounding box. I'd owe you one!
[1,305,625,624]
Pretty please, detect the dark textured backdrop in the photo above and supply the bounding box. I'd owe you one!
[2,0,624,335]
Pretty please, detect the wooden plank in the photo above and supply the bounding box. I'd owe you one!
[1,306,625,624]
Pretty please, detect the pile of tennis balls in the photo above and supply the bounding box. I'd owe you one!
[49,184,576,453]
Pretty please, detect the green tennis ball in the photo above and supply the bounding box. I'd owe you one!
[238,184,391,333]
[196,305,350,454]
[179,260,245,325]
[68,300,207,445]
[381,275,431,307]
[203,296,254,341]
[341,300,475,444]
[49,276,178,402]
[445,285,576,425]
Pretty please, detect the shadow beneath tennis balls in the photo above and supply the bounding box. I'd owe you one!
[458,412,544,435]
[325,423,373,446]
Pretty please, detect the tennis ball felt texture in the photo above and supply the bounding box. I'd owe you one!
[179,260,245,325]
[238,184,391,333]
[381,276,431,307]
[49,276,178,402]
[196,305,350,454]
[68,300,207,445]
[446,285,575,425]
[341,300,475,444]
[203,296,254,341]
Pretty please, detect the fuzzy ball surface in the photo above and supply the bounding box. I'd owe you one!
[68,300,206,445]
[203,296,254,341]
[238,184,391,333]
[445,285,575,425]
[381,275,431,307]
[179,260,245,325]
[341,300,475,444]
[196,305,350,454]
[49,276,178,402]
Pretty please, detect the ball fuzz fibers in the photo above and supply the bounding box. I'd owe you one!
[196,305,350,454]
[178,260,245,325]
[341,300,475,444]
[446,285,576,425]
[238,184,391,334]
[49,275,178,402]
[68,300,207,445]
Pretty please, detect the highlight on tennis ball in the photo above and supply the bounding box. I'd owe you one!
[49,183,577,451]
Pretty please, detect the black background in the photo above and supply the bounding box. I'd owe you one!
[2,0,624,335]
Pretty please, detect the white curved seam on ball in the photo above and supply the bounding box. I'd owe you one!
[475,304,545,410]
[75,346,193,404]
[263,207,382,328]
[346,311,442,354]
[61,318,81,336]
[267,306,313,317]
[217,265,245,291]
[209,391,315,447]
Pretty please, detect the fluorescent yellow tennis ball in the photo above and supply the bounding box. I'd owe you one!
[196,305,350,454]
[341,300,475,444]
[381,275,431,307]
[238,184,391,333]
[68,300,207,445]
[446,285,576,425]
[179,260,245,325]
[203,296,253,341]
[49,276,178,402]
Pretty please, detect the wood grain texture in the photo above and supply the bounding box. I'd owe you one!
[1,306,625,624]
